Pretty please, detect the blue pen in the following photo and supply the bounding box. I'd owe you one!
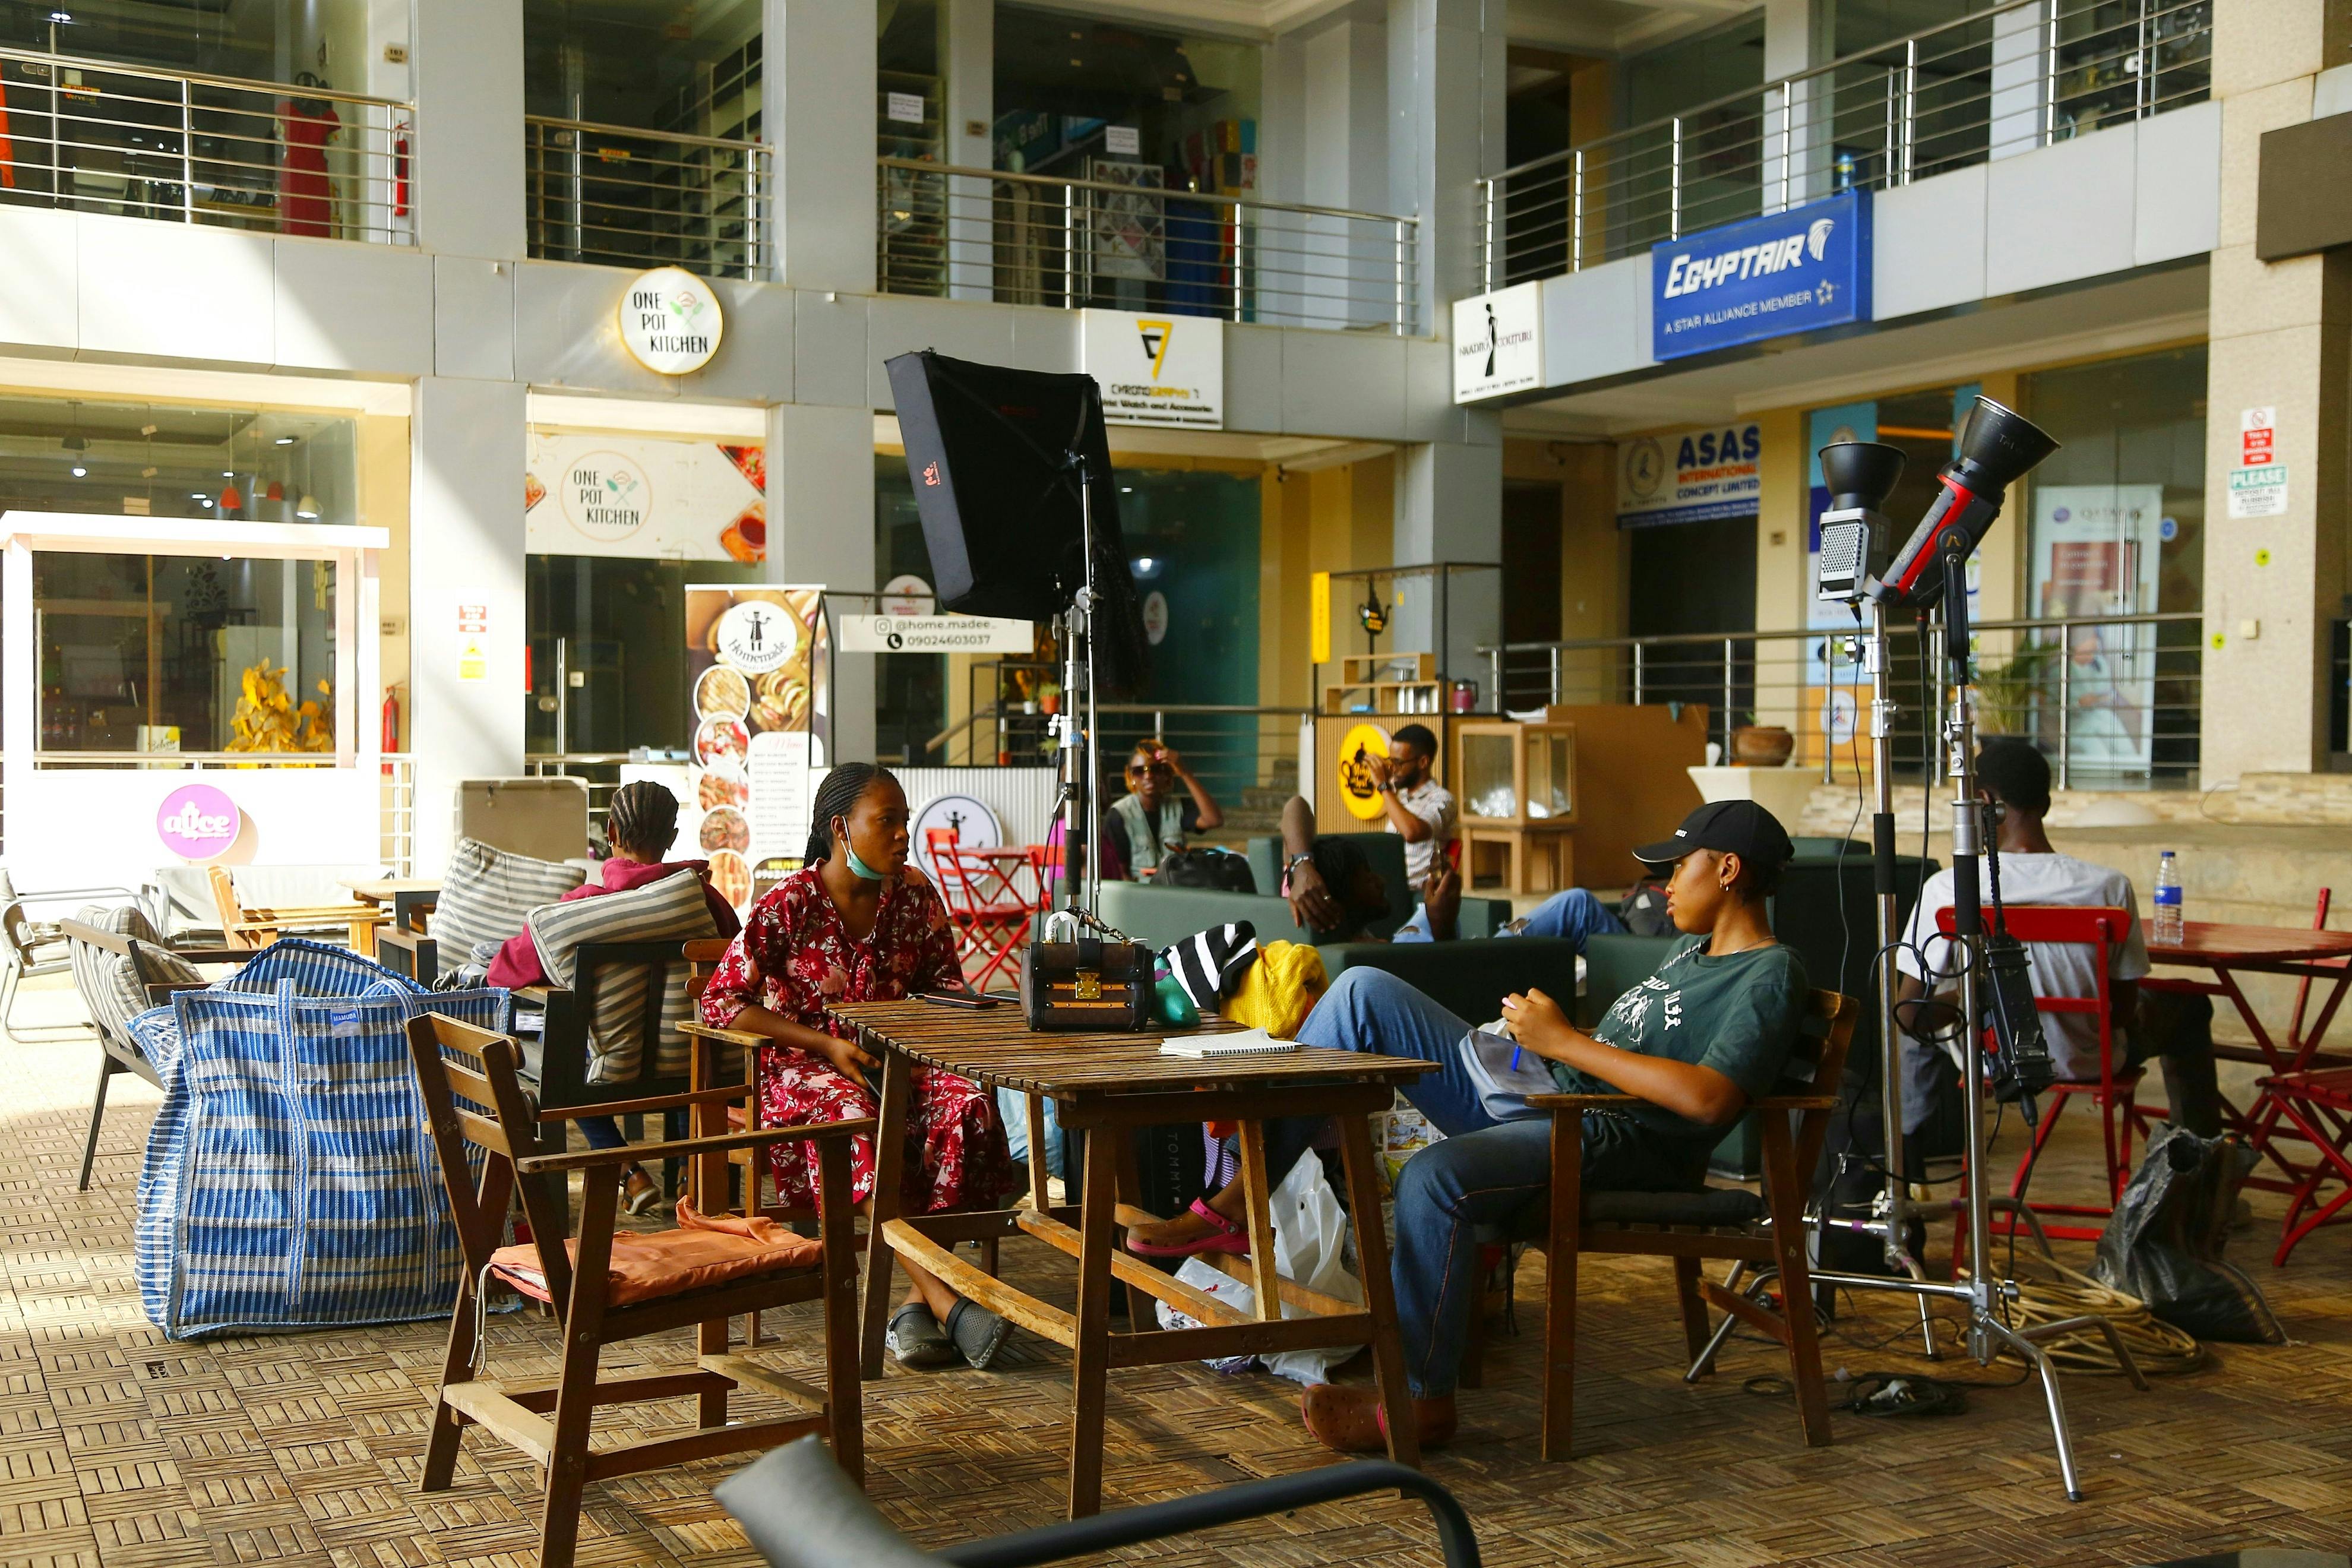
[1510,1044,1523,1072]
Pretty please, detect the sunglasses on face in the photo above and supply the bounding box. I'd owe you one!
[1127,763,1172,779]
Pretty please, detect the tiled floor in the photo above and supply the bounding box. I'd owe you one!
[4,972,2350,1567]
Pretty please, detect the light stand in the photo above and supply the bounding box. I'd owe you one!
[1718,414,2146,1503]
[1045,449,1105,930]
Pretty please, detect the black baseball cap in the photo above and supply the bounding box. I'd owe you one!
[1633,799,1795,870]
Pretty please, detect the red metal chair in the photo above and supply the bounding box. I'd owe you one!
[1936,904,2138,1244]
[932,841,1032,991]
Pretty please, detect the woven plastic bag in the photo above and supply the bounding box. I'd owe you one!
[2091,1127,2284,1344]
[133,941,509,1339]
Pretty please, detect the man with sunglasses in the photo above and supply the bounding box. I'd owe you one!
[1104,738,1225,878]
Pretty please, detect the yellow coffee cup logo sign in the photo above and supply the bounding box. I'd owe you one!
[1337,722,1392,821]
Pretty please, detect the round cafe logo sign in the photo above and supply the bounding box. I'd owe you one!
[713,600,801,675]
[618,267,724,375]
[561,450,650,543]
[157,782,240,862]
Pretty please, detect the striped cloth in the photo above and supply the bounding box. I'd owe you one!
[525,868,718,1083]
[431,838,583,967]
[1162,921,1260,1014]
[67,903,202,1047]
[132,938,510,1339]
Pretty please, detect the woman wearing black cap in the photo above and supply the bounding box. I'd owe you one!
[1289,798,1812,1453]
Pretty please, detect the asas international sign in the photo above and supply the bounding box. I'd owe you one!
[618,267,725,375]
[1616,422,1762,527]
[1452,281,1544,403]
[1080,309,1222,428]
[1651,191,1871,362]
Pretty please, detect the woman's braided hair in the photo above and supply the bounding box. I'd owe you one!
[805,763,898,865]
[603,780,679,861]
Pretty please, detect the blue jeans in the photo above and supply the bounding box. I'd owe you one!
[1395,886,1630,946]
[1273,966,1686,1398]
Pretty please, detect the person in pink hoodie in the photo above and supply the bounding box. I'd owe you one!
[488,780,742,1213]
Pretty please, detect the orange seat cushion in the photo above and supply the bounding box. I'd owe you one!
[489,1202,821,1307]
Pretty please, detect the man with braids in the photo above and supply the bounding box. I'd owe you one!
[487,779,741,1215]
[698,762,1020,1371]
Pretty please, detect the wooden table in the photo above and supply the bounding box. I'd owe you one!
[828,999,1434,1518]
[339,877,442,937]
[2144,919,2352,1190]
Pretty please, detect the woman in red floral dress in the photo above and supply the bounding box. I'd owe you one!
[699,763,1018,1370]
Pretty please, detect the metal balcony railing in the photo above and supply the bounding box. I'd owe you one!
[879,159,1419,333]
[526,116,769,280]
[1478,0,2212,289]
[1481,611,2204,791]
[0,45,412,242]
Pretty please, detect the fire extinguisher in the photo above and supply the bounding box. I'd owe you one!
[381,684,402,774]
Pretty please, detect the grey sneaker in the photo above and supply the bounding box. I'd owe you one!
[946,1300,1015,1370]
[886,1303,958,1370]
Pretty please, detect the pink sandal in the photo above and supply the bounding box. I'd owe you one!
[1126,1197,1251,1258]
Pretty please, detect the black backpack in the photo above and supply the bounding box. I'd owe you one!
[1156,848,1256,894]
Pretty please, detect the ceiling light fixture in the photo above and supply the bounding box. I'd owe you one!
[274,435,296,445]
[295,494,320,519]
[69,462,87,478]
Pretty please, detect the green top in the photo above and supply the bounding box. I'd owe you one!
[1549,934,1810,1149]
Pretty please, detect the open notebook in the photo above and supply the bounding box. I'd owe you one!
[1158,1028,1298,1060]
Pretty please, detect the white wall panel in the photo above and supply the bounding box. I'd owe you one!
[276,241,433,375]
[682,276,796,404]
[1986,128,2137,296]
[794,293,872,409]
[433,256,516,382]
[867,295,1019,409]
[2136,101,2223,266]
[77,217,274,366]
[1873,165,1988,321]
[1279,329,1409,438]
[511,261,672,396]
[0,208,77,354]
[1538,255,1652,388]
[1223,323,1285,434]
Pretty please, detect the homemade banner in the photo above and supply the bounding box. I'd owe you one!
[526,432,766,562]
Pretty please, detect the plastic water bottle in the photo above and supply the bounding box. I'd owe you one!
[2152,851,2185,945]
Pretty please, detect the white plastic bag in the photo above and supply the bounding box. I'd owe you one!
[1152,1150,1363,1386]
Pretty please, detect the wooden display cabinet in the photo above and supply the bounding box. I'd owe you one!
[1322,652,1446,717]
[1454,719,1578,895]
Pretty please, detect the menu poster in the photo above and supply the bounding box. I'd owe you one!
[684,584,827,911]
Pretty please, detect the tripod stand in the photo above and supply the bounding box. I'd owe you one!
[1797,537,2146,1501]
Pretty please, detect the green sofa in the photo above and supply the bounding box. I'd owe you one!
[1240,832,1514,940]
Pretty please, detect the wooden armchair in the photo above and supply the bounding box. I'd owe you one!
[404,1012,865,1568]
[207,865,387,954]
[1503,987,1858,1461]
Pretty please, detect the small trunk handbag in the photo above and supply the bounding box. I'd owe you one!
[1020,935,1153,1031]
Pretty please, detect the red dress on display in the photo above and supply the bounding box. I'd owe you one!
[698,865,1014,1215]
[279,97,339,236]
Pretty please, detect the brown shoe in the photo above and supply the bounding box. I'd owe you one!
[622,1165,664,1216]
[1300,1384,1457,1455]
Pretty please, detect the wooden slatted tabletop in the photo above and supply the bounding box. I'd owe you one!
[829,999,1432,1098]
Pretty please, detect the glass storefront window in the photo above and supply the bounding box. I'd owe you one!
[0,393,359,527]
[7,5,375,87]
[34,552,336,757]
[526,554,763,758]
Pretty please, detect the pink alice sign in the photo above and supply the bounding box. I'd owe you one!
[156,783,241,862]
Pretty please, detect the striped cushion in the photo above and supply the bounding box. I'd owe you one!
[526,870,717,1084]
[431,838,583,965]
[67,904,201,1045]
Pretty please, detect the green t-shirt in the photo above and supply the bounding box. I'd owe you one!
[1547,934,1810,1150]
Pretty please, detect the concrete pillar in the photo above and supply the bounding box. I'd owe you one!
[767,403,877,764]
[940,0,993,301]
[765,0,878,292]
[411,0,523,261]
[1393,426,1503,695]
[2199,3,2352,783]
[1759,0,1823,211]
[410,378,527,871]
[1388,0,1504,334]
[1987,1,2051,160]
[1303,20,1390,327]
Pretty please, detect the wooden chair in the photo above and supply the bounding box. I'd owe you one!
[59,916,243,1189]
[1506,987,1857,1461]
[207,865,387,954]
[1935,904,2137,1244]
[404,1011,866,1568]
[373,893,442,984]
